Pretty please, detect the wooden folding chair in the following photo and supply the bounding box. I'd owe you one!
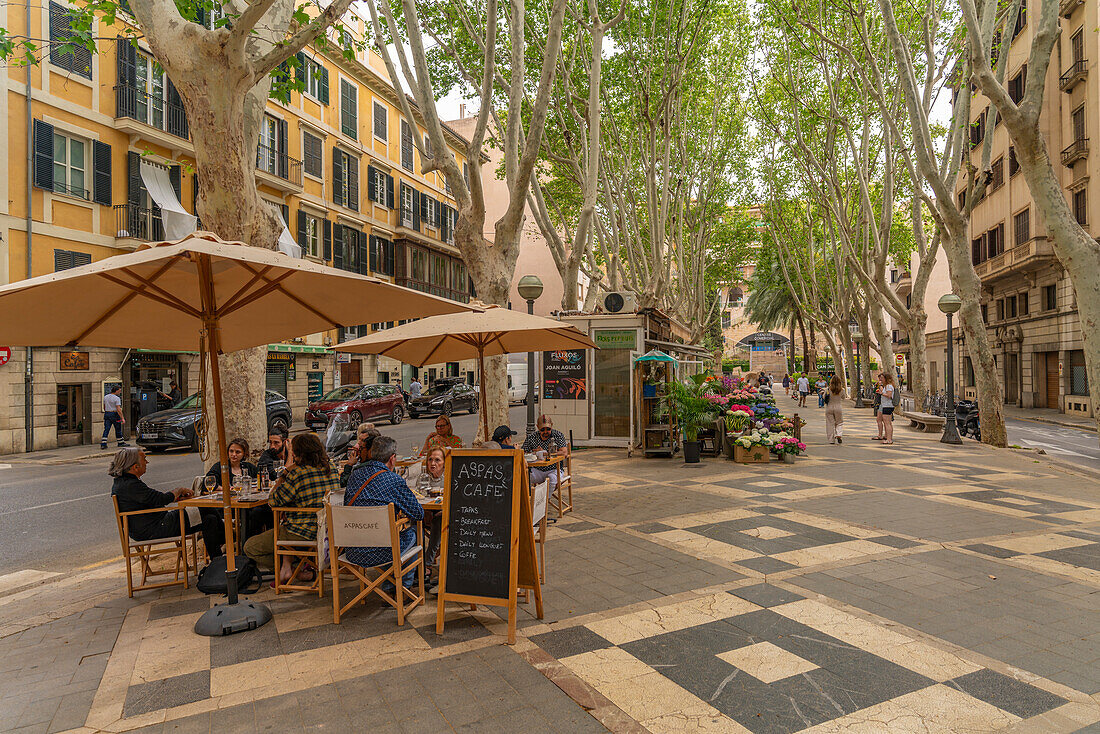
[112,497,198,597]
[326,503,425,625]
[551,454,574,518]
[531,478,550,582]
[272,506,326,596]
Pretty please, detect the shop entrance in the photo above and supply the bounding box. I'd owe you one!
[593,329,635,440]
[56,383,91,447]
[128,353,184,422]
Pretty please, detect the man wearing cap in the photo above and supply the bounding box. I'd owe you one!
[491,425,519,449]
[522,416,568,492]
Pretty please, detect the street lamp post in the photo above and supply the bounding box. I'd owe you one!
[517,275,544,439]
[938,293,963,444]
[850,320,865,408]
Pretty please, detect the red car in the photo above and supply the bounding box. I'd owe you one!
[304,383,405,430]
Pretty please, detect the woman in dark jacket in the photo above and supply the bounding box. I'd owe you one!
[203,438,259,489]
[110,447,225,555]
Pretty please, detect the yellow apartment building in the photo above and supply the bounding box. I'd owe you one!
[957,0,1093,419]
[0,0,477,453]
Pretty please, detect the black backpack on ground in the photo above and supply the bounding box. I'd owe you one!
[196,555,263,596]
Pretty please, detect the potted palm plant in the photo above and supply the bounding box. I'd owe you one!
[665,375,719,463]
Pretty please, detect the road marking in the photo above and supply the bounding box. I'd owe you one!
[1017,439,1092,459]
[0,569,62,594]
[0,492,105,516]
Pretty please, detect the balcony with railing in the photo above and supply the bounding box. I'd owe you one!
[974,238,1058,282]
[256,143,303,192]
[114,83,190,145]
[1060,60,1088,92]
[892,270,913,295]
[1062,138,1089,167]
[1060,0,1083,17]
[114,203,164,244]
[396,277,470,303]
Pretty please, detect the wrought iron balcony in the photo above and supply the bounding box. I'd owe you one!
[1060,60,1087,92]
[1061,137,1089,167]
[114,203,164,242]
[256,143,303,190]
[396,277,470,303]
[114,83,189,140]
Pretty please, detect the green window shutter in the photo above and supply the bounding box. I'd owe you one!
[332,149,344,206]
[346,155,358,211]
[32,119,55,191]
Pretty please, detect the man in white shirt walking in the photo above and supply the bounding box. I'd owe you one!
[796,374,810,408]
[409,377,423,400]
[101,385,129,449]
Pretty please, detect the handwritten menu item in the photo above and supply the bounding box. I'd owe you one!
[436,449,543,644]
[443,454,515,599]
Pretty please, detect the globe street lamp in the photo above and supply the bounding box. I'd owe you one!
[938,293,963,444]
[517,275,544,438]
[850,320,865,408]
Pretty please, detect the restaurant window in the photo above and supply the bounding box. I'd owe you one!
[48,1,92,79]
[372,101,388,141]
[302,131,322,178]
[451,261,466,293]
[400,120,414,171]
[1043,284,1057,311]
[1069,350,1088,396]
[1074,188,1087,225]
[52,132,89,199]
[1008,146,1019,176]
[1006,295,1017,319]
[340,79,357,139]
[1013,208,1030,246]
[1008,66,1026,104]
[56,384,86,434]
[54,249,91,271]
[1020,290,1029,315]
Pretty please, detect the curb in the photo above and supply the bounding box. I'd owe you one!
[1011,414,1097,434]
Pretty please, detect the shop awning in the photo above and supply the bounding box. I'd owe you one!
[644,338,711,358]
[139,161,197,240]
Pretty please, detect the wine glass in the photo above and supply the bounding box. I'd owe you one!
[203,475,216,495]
[410,443,419,460]
[273,459,284,476]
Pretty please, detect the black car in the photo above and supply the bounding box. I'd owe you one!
[408,380,479,418]
[135,390,292,452]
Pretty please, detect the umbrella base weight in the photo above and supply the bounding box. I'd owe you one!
[194,601,273,636]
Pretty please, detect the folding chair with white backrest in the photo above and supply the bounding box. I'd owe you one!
[531,479,549,582]
[272,506,326,596]
[552,454,574,517]
[325,502,424,625]
[112,497,198,597]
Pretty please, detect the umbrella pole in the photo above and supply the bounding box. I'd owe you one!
[204,318,237,603]
[478,348,488,442]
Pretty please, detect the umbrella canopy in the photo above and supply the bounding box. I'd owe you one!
[635,349,678,364]
[0,232,471,351]
[335,306,597,439]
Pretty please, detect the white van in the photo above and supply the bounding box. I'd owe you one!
[507,362,537,404]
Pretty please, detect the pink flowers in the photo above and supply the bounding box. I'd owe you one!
[776,437,807,455]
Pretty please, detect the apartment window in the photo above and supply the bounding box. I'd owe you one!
[1008,66,1027,104]
[53,249,91,271]
[332,148,359,210]
[340,79,357,139]
[463,162,469,185]
[990,157,1004,190]
[996,299,1005,321]
[1006,295,1017,318]
[302,131,322,178]
[369,235,394,276]
[48,1,92,79]
[1014,208,1030,245]
[373,101,388,141]
[1020,291,1030,315]
[331,224,360,272]
[1071,29,1083,63]
[410,247,428,281]
[401,185,414,227]
[1043,284,1057,311]
[136,52,166,129]
[987,222,1004,258]
[52,132,89,199]
[958,190,967,210]
[367,166,394,208]
[400,120,414,171]
[1072,105,1086,142]
[298,54,327,102]
[258,115,279,175]
[297,211,322,258]
[1008,147,1019,176]
[1012,0,1026,38]
[969,110,986,148]
[1069,350,1088,396]
[451,260,466,292]
[1074,189,1088,225]
[423,196,437,228]
[199,2,226,29]
[423,134,432,160]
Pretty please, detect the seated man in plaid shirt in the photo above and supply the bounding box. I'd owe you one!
[344,435,425,594]
[522,415,569,490]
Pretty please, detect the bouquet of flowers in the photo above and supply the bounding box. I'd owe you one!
[774,437,807,456]
[735,430,779,449]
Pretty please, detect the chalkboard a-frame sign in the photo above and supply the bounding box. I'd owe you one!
[435,449,543,644]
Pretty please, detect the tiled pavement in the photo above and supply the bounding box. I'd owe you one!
[4,397,1100,733]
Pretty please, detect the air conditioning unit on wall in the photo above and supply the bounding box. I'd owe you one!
[603,291,639,313]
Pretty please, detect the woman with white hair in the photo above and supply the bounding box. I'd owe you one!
[110,447,224,555]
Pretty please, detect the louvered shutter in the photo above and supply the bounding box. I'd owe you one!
[323,219,332,261]
[433,197,442,227]
[297,210,307,254]
[332,149,345,206]
[49,2,92,79]
[401,121,413,171]
[116,37,137,118]
[412,189,420,230]
[346,155,358,211]
[367,165,377,203]
[169,165,182,201]
[32,119,54,191]
[166,77,188,139]
[359,231,370,275]
[92,140,112,206]
[319,66,329,104]
[295,52,305,85]
[386,174,395,209]
[332,225,344,269]
[127,151,142,238]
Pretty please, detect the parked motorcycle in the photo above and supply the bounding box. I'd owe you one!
[324,413,356,463]
[953,400,980,440]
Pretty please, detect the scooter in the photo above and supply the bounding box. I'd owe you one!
[953,400,980,440]
[324,413,356,463]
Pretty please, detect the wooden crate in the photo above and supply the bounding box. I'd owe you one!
[734,444,770,463]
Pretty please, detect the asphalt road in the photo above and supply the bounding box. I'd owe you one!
[0,405,529,578]
[1005,416,1100,474]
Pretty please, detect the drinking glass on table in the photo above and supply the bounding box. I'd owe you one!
[416,472,431,495]
[411,443,420,460]
[203,475,216,495]
[273,459,284,476]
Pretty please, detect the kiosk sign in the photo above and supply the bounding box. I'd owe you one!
[0,347,9,366]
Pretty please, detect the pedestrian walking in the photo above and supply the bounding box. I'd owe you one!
[796,373,810,407]
[824,374,844,444]
[782,373,790,396]
[816,376,827,408]
[878,372,896,444]
[409,377,423,400]
[101,385,129,449]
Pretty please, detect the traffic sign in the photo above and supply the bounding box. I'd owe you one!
[0,347,10,366]
[895,354,904,367]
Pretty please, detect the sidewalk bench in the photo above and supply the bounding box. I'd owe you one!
[900,411,945,433]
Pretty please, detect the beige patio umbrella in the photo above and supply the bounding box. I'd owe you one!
[335,305,597,440]
[0,232,473,633]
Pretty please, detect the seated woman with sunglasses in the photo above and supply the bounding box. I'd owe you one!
[419,415,464,456]
[522,415,569,489]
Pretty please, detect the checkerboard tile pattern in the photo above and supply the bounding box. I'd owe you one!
[965,530,1100,583]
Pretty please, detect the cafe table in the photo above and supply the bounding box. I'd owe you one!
[178,491,271,556]
[527,455,570,516]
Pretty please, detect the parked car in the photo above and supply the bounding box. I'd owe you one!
[135,390,292,452]
[304,383,405,430]
[408,379,479,418]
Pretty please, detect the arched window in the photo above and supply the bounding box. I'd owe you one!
[728,287,744,307]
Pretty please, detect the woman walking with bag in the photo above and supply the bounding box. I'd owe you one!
[824,375,844,444]
[879,372,897,444]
